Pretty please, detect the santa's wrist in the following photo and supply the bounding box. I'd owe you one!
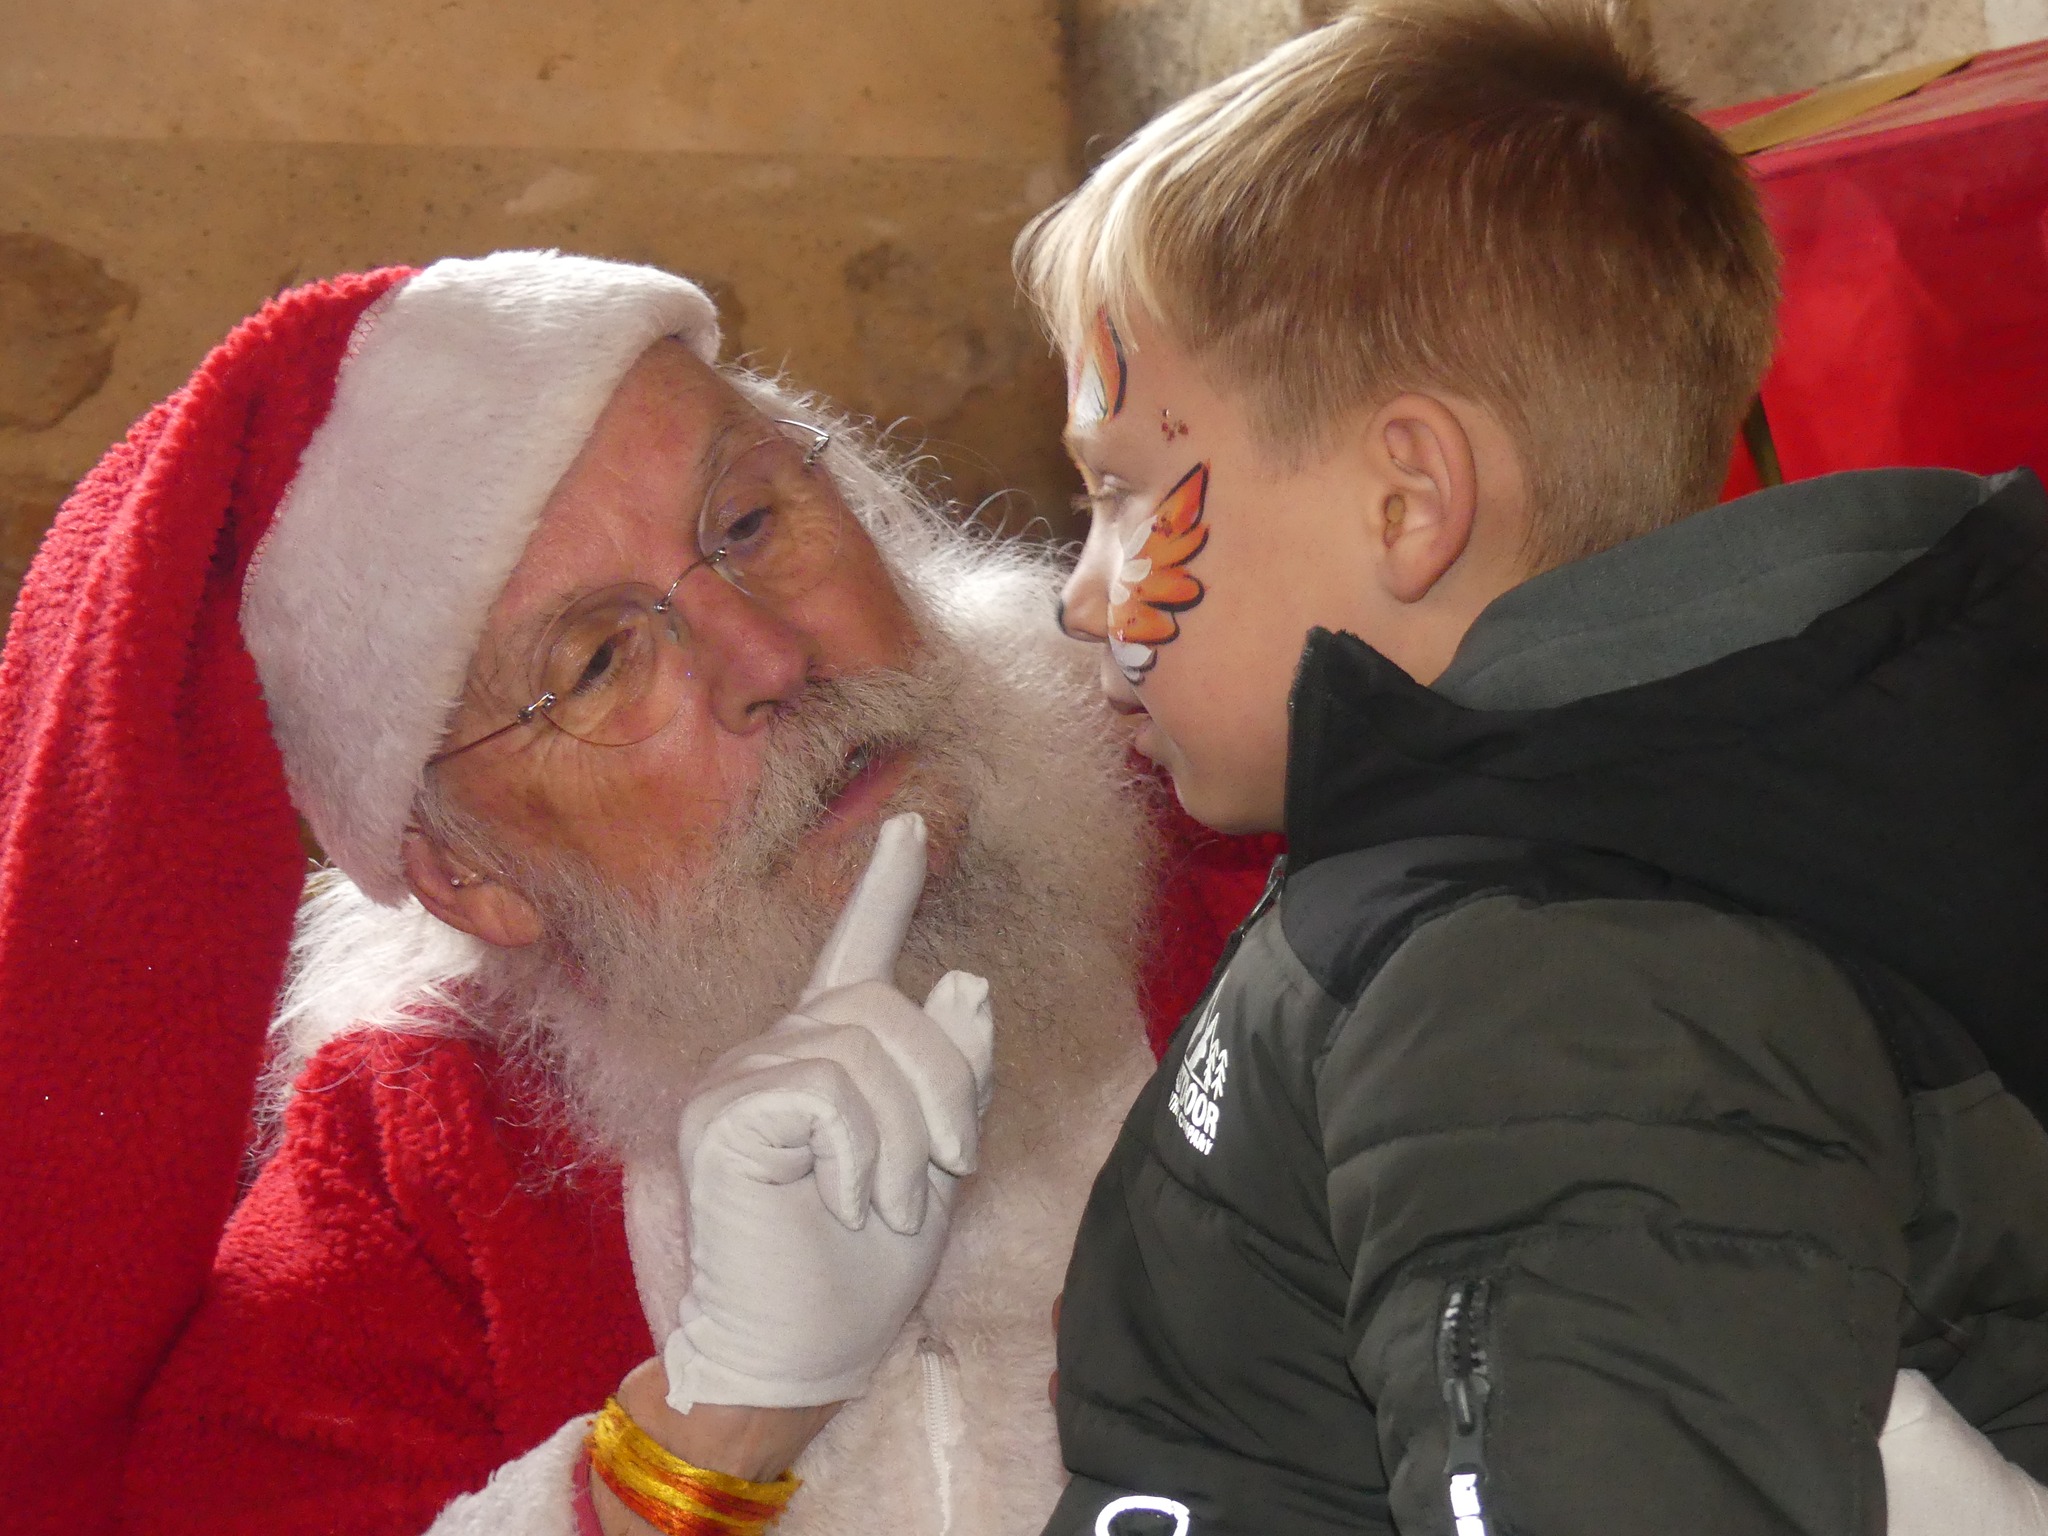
[614,1357,839,1484]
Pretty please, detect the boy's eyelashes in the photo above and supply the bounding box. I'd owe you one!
[1069,481,1134,522]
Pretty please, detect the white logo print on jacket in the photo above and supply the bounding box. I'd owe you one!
[1169,987,1230,1155]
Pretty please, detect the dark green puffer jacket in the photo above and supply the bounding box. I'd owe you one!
[1044,468,2048,1536]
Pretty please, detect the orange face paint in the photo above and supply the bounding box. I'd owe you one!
[1107,462,1209,684]
[1070,309,1128,427]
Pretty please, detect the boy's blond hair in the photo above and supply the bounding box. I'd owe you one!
[1015,0,1779,568]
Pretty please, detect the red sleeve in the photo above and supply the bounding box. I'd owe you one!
[1136,780,1284,1059]
[123,1030,644,1535]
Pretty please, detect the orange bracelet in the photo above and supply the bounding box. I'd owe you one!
[585,1398,800,1536]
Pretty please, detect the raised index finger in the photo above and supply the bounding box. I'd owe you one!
[800,812,929,1001]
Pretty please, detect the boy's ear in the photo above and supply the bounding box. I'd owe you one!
[1365,394,1480,605]
[402,827,544,950]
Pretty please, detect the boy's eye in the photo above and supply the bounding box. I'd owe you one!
[1069,487,1129,523]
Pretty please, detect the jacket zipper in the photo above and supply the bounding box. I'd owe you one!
[1246,855,1286,931]
[1437,1278,1496,1536]
[1170,855,1286,1047]
[1221,856,1286,966]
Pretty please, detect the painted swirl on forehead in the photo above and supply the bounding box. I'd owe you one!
[1069,308,1129,427]
[1108,462,1209,685]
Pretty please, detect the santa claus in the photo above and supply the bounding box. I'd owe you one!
[0,250,1273,1536]
[6,248,2026,1536]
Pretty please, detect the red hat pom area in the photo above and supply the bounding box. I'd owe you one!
[0,267,410,1530]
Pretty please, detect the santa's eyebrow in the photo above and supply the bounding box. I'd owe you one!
[695,409,751,486]
[477,404,762,693]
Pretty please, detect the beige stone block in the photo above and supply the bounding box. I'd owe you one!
[0,233,138,432]
[1071,0,1312,163]
[0,471,76,611]
[1645,0,1990,108]
[1986,0,2048,46]
[1,0,1067,163]
[0,139,1082,615]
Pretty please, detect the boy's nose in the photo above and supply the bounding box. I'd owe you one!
[1058,515,1124,643]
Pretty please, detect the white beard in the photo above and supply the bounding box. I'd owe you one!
[274,547,1164,1535]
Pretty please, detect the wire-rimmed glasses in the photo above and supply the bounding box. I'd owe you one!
[427,417,841,767]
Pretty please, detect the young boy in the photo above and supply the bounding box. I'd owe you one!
[1015,2,2048,1533]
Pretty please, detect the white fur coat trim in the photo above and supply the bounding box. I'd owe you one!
[424,1413,590,1536]
[241,250,719,904]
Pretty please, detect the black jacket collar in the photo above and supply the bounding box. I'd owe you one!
[1282,469,2048,1110]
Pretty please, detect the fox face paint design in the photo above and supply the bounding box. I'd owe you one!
[1108,462,1210,684]
[1070,309,1129,427]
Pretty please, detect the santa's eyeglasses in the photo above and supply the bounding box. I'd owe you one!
[427,418,841,767]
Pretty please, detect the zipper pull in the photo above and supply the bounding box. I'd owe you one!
[1169,856,1287,1055]
[1215,856,1287,969]
[1436,1279,1496,1536]
[1244,854,1286,930]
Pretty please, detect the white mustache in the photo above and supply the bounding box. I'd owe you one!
[726,646,967,880]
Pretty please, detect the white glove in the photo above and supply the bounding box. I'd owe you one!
[659,813,995,1412]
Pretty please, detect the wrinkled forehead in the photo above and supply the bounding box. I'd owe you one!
[465,342,760,696]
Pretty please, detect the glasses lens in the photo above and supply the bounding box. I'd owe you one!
[698,428,845,601]
[529,588,689,746]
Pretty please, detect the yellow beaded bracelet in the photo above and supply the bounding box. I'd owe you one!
[585,1398,800,1536]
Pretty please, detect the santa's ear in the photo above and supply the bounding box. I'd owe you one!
[401,827,543,949]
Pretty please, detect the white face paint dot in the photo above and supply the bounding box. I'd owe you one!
[1108,637,1153,678]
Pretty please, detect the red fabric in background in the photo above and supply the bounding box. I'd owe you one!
[1713,41,2048,493]
[1138,786,1285,1059]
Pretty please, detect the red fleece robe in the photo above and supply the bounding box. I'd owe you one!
[0,255,1280,1535]
[0,273,405,1535]
[15,797,1278,1533]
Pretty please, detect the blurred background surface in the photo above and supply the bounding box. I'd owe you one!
[5,0,2045,611]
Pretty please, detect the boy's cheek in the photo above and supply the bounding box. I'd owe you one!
[1157,741,1286,834]
[1136,667,1292,834]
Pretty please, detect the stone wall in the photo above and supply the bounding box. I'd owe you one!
[0,0,1074,610]
[1068,0,2048,163]
[7,0,2047,614]
[1650,0,1991,107]
[1068,0,1317,164]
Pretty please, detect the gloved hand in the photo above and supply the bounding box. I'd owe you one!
[655,812,996,1412]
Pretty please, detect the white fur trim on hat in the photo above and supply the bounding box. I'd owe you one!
[241,250,720,904]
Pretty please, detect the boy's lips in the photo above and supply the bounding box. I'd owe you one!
[1099,684,1166,764]
[1101,672,1147,716]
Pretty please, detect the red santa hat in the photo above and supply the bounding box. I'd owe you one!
[247,251,719,901]
[0,250,716,1523]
